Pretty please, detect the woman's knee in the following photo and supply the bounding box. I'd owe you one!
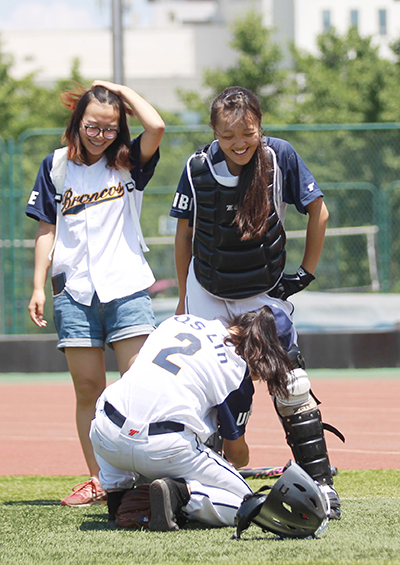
[65,348,106,404]
[73,377,105,406]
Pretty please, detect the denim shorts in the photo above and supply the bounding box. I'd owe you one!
[53,290,156,350]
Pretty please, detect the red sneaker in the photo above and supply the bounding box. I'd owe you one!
[61,477,107,507]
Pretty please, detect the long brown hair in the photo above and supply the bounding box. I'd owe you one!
[225,306,290,399]
[61,83,133,169]
[210,87,273,241]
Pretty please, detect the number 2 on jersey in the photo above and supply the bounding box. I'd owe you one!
[152,332,201,375]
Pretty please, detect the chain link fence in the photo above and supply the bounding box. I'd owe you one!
[1,123,400,334]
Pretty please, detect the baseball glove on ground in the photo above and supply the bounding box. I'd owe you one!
[115,484,151,529]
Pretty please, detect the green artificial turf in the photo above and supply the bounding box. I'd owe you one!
[1,471,400,565]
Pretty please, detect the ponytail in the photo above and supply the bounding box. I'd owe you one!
[210,87,273,241]
[225,306,290,399]
[234,138,273,240]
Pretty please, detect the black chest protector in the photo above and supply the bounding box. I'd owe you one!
[190,149,286,299]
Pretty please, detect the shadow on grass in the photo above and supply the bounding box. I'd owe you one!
[79,515,215,532]
[80,517,118,531]
[233,533,310,542]
[4,500,61,506]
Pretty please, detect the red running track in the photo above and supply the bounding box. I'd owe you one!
[1,377,399,476]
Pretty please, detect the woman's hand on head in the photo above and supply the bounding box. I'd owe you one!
[90,81,164,163]
[91,80,122,93]
[91,81,137,117]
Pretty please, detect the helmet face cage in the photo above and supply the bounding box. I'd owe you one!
[234,493,268,539]
[234,462,329,539]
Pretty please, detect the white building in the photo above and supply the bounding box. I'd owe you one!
[292,0,400,61]
[2,0,400,113]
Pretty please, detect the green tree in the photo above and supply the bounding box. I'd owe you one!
[285,28,400,292]
[179,11,288,123]
[283,27,400,190]
[0,40,86,140]
[290,27,400,124]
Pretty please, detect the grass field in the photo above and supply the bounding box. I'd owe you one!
[1,471,400,565]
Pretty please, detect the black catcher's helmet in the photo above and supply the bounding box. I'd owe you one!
[234,461,329,539]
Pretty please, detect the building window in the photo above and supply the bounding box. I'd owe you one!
[322,10,331,31]
[378,9,387,35]
[350,10,358,29]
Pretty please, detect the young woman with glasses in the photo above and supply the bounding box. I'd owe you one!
[26,80,165,507]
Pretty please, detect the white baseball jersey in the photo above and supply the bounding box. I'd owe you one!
[101,314,254,444]
[26,137,158,305]
[91,313,255,526]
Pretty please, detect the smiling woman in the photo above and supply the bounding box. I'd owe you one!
[79,100,120,164]
[213,112,260,176]
[25,80,165,507]
[169,86,341,520]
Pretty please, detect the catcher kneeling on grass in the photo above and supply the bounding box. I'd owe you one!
[90,306,338,535]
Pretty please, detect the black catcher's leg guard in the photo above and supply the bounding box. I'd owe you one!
[280,405,333,485]
[275,346,343,520]
[279,405,343,520]
[279,345,333,484]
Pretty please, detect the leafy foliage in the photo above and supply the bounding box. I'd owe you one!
[179,18,400,129]
[291,27,400,124]
[0,41,86,140]
[178,11,289,124]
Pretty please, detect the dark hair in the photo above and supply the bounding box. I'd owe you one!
[210,87,273,240]
[224,306,290,399]
[61,84,132,169]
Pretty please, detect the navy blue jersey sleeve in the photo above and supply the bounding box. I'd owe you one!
[217,373,254,440]
[129,134,160,192]
[267,137,324,214]
[25,153,57,224]
[169,166,194,226]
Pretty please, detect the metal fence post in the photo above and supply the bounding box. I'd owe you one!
[7,138,17,333]
[377,187,390,292]
[0,135,6,334]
